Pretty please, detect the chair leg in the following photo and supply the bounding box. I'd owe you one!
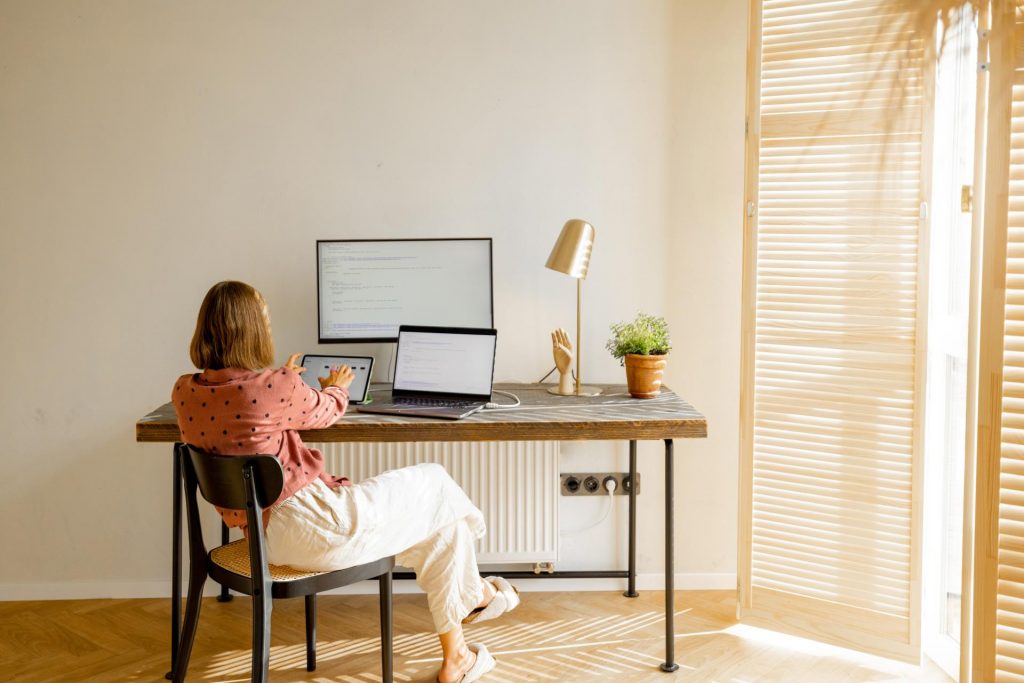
[251,586,272,683]
[172,565,208,683]
[304,594,317,672]
[379,572,393,683]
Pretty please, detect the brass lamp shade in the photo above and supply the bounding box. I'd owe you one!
[545,219,595,279]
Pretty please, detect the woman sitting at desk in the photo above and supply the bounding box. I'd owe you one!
[172,280,516,683]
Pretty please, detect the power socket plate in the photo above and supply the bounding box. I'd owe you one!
[560,472,641,496]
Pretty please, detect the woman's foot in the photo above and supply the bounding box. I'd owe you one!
[437,643,496,683]
[475,576,497,610]
[463,577,520,625]
[437,647,475,683]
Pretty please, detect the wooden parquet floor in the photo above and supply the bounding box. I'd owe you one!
[0,590,953,682]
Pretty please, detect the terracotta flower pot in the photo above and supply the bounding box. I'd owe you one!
[624,353,668,399]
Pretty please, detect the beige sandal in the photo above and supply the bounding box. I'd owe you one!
[463,577,520,624]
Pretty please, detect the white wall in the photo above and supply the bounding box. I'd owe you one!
[665,0,748,585]
[0,0,746,598]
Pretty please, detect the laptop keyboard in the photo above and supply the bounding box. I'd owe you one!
[394,397,477,409]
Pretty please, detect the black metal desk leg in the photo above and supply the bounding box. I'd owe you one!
[661,438,679,673]
[217,521,233,602]
[624,439,638,598]
[166,443,183,681]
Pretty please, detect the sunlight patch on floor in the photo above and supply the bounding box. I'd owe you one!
[721,624,937,682]
[199,608,696,681]
[186,607,951,682]
[194,607,949,683]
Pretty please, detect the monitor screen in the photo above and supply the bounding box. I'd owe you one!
[317,238,493,342]
[393,327,496,398]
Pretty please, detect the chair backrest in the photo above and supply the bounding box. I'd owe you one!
[185,446,284,510]
[180,445,283,593]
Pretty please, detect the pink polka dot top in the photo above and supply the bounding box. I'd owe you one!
[172,366,351,530]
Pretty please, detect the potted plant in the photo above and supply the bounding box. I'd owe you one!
[606,313,671,398]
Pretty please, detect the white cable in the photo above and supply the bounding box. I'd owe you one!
[388,344,396,384]
[559,478,617,536]
[483,389,521,410]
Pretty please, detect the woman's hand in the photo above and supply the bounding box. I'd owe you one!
[319,364,355,390]
[283,353,306,374]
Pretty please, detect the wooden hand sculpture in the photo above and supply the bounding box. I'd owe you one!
[551,327,574,395]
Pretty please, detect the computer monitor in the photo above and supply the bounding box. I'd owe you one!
[317,238,493,343]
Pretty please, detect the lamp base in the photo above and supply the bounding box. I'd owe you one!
[547,385,603,397]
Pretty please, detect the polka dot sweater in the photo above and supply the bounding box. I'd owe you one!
[171,366,351,530]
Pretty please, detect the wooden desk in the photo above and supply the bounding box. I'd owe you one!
[137,383,707,678]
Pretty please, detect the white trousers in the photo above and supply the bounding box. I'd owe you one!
[265,463,487,634]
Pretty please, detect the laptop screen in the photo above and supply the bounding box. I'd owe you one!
[393,327,496,398]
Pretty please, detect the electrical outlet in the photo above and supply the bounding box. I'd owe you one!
[560,473,640,496]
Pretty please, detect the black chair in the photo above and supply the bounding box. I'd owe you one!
[173,444,394,682]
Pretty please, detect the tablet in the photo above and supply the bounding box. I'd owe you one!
[298,355,375,404]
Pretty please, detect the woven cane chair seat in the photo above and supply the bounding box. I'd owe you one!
[211,540,324,582]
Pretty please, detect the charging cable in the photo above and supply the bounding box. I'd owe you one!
[559,477,617,535]
[484,389,521,410]
[537,366,576,383]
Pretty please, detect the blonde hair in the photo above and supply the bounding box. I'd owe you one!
[189,281,274,371]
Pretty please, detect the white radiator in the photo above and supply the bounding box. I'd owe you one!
[313,441,559,564]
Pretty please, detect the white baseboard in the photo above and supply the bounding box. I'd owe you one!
[0,572,735,601]
[0,580,179,601]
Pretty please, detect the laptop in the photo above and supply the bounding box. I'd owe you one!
[356,325,497,420]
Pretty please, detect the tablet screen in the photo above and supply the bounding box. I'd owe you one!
[298,355,374,404]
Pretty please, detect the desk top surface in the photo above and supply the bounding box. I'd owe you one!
[136,383,706,443]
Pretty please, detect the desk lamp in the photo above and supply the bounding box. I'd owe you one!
[546,219,601,396]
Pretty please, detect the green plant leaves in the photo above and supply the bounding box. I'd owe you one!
[605,313,671,363]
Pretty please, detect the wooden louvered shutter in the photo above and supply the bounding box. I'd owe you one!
[739,0,928,660]
[972,3,1024,681]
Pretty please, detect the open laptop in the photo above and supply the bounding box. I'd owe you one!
[356,325,496,420]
